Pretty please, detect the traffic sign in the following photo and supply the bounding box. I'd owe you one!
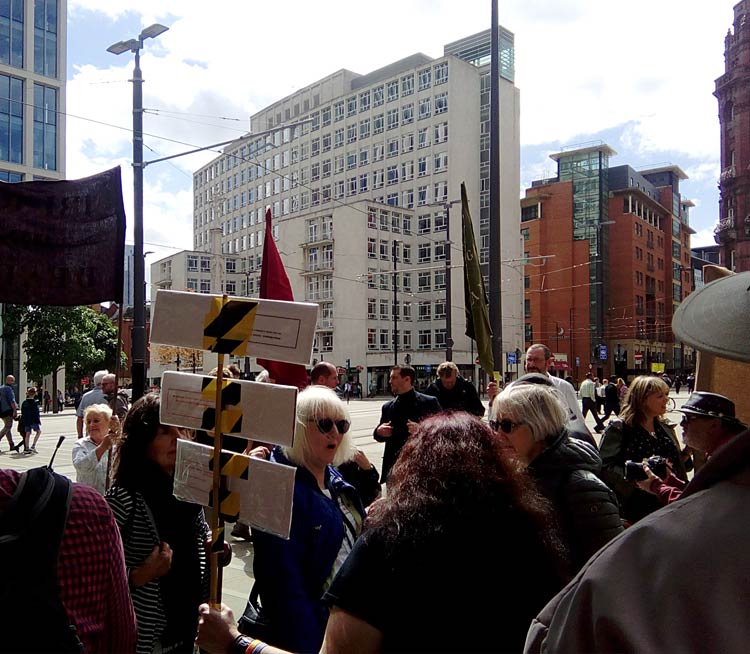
[506,352,517,365]
[599,345,608,360]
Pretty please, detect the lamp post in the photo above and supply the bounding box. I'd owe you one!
[108,23,169,402]
[392,239,401,367]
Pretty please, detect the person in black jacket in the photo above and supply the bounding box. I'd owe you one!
[373,366,441,482]
[423,361,485,417]
[602,377,621,421]
[492,383,623,569]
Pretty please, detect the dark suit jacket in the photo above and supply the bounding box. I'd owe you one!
[373,389,441,482]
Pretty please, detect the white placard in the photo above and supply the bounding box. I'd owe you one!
[173,439,295,539]
[150,289,317,365]
[160,371,297,447]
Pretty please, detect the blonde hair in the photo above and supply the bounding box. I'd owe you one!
[619,375,670,427]
[282,386,354,468]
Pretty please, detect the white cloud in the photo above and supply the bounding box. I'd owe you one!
[691,227,718,249]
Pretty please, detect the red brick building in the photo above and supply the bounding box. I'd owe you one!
[521,145,694,382]
[714,0,750,271]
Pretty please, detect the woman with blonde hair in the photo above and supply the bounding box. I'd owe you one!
[250,385,365,653]
[72,403,119,494]
[599,375,687,524]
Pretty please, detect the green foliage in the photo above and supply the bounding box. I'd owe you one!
[20,306,123,382]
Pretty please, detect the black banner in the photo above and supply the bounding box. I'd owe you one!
[0,167,126,305]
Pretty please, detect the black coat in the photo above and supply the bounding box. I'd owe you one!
[423,376,485,417]
[528,430,624,569]
[373,389,441,482]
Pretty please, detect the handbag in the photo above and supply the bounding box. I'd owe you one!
[237,581,271,641]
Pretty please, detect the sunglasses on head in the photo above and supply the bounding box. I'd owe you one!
[312,417,351,434]
[490,418,523,434]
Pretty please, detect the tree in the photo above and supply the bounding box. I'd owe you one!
[21,306,123,411]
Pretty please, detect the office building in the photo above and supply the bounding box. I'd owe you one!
[714,0,750,271]
[1,0,67,388]
[521,144,694,381]
[173,27,523,390]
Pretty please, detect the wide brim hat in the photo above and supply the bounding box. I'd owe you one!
[672,271,750,363]
[679,391,746,427]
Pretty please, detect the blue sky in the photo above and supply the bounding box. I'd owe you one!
[65,0,734,266]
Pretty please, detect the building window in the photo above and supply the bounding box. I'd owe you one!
[368,328,377,350]
[334,101,345,121]
[359,90,371,112]
[200,279,211,293]
[321,106,331,127]
[418,271,431,292]
[418,68,431,90]
[524,299,531,319]
[346,96,357,116]
[373,113,384,134]
[434,62,448,85]
[186,278,198,291]
[0,0,24,68]
[359,118,370,140]
[418,97,431,120]
[0,74,23,164]
[418,243,431,262]
[401,74,414,96]
[379,329,390,350]
[367,237,376,258]
[434,92,448,114]
[373,85,384,107]
[525,323,533,342]
[418,329,432,350]
[387,165,398,185]
[34,0,57,77]
[418,127,430,149]
[402,103,414,125]
[418,301,431,321]
[387,80,399,102]
[387,108,399,130]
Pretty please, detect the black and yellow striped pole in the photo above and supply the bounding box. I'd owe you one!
[202,294,258,607]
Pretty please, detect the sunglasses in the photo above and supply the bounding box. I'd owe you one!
[490,419,523,434]
[312,417,351,434]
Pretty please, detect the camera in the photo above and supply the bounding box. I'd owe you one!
[624,455,669,481]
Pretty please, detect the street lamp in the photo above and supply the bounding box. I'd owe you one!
[108,23,169,401]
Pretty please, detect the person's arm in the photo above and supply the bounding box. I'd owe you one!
[373,406,392,441]
[463,380,485,417]
[635,466,686,505]
[76,415,84,439]
[198,603,289,654]
[322,607,383,654]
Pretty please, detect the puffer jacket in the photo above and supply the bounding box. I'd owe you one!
[528,429,624,569]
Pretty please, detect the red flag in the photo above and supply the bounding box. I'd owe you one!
[257,208,309,389]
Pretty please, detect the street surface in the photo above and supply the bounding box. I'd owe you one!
[0,389,692,617]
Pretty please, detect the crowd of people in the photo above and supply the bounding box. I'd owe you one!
[2,272,749,654]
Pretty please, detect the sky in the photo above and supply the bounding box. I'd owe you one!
[65,0,737,270]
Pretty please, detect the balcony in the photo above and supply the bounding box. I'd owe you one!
[304,232,334,246]
[303,261,335,274]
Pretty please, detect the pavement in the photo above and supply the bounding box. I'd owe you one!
[0,389,692,617]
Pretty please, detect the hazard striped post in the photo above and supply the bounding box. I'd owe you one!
[209,350,225,607]
[205,293,258,607]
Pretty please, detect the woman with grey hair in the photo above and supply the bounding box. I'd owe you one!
[250,385,365,653]
[492,383,623,568]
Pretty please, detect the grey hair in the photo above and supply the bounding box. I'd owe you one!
[492,383,567,443]
[282,385,355,468]
[93,370,110,386]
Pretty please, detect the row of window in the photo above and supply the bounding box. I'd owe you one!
[366,238,447,263]
[366,269,445,293]
[0,0,58,76]
[367,298,447,322]
[367,328,448,351]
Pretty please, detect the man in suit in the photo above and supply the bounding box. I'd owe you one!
[374,365,441,482]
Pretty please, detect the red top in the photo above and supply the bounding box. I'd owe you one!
[0,470,137,653]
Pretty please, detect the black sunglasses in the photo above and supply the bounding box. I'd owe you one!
[489,418,523,434]
[312,417,351,434]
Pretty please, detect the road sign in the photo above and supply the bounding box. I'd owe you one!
[599,345,608,360]
[575,356,580,367]
[425,364,432,373]
[634,351,643,364]
[506,352,517,365]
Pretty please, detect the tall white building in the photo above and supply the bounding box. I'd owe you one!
[1,0,67,389]
[177,27,522,390]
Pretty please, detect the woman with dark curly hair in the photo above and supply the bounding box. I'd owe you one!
[107,393,210,654]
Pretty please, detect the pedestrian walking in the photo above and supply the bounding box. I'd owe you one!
[43,389,51,413]
[19,387,41,454]
[579,373,605,433]
[0,375,19,453]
